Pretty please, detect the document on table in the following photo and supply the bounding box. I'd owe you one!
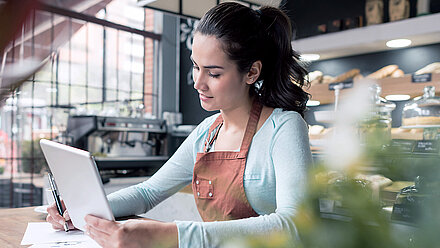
[28,241,100,248]
[21,222,101,247]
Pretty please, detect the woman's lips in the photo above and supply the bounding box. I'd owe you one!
[199,93,213,101]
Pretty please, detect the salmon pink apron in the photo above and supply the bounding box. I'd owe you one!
[192,100,262,221]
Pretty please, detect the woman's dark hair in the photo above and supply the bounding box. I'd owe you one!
[195,2,309,116]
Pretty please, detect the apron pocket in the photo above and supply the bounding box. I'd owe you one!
[194,178,214,199]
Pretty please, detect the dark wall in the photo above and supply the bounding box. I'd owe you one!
[179,18,216,125]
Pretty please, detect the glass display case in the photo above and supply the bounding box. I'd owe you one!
[402,86,440,140]
[359,84,396,141]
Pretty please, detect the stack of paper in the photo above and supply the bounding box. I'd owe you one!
[21,222,101,248]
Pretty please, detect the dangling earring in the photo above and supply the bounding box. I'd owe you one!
[254,80,263,90]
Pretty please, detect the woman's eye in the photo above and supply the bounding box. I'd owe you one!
[209,73,220,78]
[192,65,199,70]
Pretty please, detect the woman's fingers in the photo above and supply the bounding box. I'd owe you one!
[46,214,63,230]
[85,215,122,248]
[61,211,75,229]
[46,203,65,224]
[63,211,70,221]
[46,202,76,230]
[85,224,112,247]
[85,215,120,235]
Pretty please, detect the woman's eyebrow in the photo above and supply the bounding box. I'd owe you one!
[190,56,224,69]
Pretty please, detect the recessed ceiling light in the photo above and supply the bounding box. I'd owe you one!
[385,94,411,101]
[386,39,412,48]
[300,54,320,61]
[306,100,320,106]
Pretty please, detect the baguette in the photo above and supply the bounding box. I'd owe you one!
[331,69,361,83]
[353,74,364,82]
[391,68,404,78]
[367,65,399,79]
[415,62,440,75]
[321,75,335,84]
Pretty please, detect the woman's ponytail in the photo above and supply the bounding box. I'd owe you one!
[257,7,309,117]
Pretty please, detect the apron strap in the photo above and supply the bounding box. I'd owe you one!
[203,114,223,152]
[239,99,263,154]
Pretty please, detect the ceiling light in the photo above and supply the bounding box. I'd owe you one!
[385,94,411,101]
[306,100,320,106]
[300,54,320,61]
[386,39,412,48]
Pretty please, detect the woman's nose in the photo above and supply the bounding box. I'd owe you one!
[193,72,207,91]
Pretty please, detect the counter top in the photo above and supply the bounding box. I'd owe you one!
[0,207,46,247]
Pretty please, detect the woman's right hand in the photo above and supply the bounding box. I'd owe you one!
[46,200,75,230]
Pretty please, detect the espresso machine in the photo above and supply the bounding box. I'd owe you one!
[65,115,169,171]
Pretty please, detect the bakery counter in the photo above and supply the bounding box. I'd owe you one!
[307,72,440,105]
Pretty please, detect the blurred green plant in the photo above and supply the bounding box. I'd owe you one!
[227,117,440,247]
[294,122,440,248]
[20,139,48,174]
[292,164,404,248]
[0,166,3,174]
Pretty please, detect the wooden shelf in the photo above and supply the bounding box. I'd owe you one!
[292,13,440,60]
[308,73,440,105]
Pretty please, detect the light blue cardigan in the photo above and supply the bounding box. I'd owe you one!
[108,108,312,247]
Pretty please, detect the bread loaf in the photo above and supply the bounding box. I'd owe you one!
[321,75,335,84]
[367,65,399,79]
[391,68,404,78]
[331,69,361,83]
[415,62,440,75]
[353,74,364,82]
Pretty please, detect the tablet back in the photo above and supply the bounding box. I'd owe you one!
[40,139,114,231]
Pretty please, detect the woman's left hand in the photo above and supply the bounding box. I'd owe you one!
[84,215,178,248]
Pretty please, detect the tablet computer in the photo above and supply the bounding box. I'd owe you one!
[40,139,115,231]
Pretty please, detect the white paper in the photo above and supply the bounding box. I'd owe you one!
[21,222,96,246]
[29,240,101,248]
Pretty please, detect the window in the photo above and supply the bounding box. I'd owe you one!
[0,1,161,208]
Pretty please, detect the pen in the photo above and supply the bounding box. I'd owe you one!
[48,172,69,232]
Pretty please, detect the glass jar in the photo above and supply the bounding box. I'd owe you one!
[402,86,440,127]
[359,84,396,142]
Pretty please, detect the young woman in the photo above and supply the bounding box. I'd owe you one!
[47,2,312,247]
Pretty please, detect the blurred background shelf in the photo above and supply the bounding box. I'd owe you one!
[308,73,440,105]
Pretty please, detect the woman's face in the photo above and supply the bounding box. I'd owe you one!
[191,33,251,112]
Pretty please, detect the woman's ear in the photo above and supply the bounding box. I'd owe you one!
[246,60,262,85]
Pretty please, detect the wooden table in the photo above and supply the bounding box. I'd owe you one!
[0,207,47,248]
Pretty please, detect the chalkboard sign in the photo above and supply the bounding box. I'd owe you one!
[391,203,417,223]
[412,140,439,154]
[412,73,432,83]
[390,139,415,153]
